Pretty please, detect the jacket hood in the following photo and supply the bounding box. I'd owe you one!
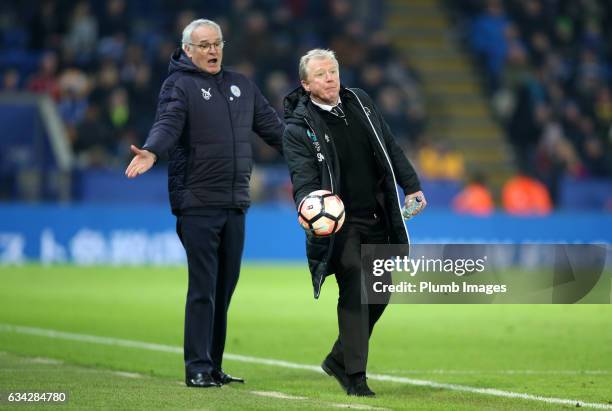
[283,85,352,125]
[283,86,310,124]
[168,47,224,78]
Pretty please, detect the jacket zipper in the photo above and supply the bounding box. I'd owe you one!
[346,88,410,243]
[213,79,237,205]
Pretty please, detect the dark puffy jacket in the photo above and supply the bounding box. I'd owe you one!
[143,48,284,214]
[283,86,421,298]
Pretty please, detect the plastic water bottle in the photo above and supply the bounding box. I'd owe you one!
[402,196,422,220]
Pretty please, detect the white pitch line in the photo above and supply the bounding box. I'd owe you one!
[251,391,307,400]
[0,324,183,354]
[11,352,145,380]
[24,357,64,365]
[112,371,143,379]
[368,373,612,409]
[250,390,388,410]
[388,369,610,376]
[327,402,388,410]
[1,323,611,410]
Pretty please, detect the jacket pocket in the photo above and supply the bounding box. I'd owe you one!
[183,147,195,184]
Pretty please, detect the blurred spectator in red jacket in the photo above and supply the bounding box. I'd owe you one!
[453,173,495,216]
[502,173,552,215]
[26,51,61,101]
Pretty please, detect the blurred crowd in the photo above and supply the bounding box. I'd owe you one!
[450,0,612,203]
[0,0,427,170]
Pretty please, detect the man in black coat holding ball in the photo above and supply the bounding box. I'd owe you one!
[283,49,426,396]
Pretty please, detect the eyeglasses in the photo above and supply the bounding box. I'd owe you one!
[187,41,225,52]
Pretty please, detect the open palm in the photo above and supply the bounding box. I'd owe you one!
[125,145,156,178]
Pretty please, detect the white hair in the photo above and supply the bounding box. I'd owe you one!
[181,19,222,50]
[299,49,339,81]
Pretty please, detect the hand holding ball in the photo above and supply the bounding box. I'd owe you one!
[297,190,345,237]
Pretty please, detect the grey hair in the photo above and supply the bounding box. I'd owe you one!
[181,19,222,49]
[299,49,339,81]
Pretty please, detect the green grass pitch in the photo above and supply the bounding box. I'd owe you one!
[0,264,611,410]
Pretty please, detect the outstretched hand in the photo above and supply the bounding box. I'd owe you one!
[404,190,427,217]
[125,145,156,178]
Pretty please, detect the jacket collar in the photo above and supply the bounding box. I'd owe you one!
[168,48,225,80]
[310,97,341,112]
[284,85,352,124]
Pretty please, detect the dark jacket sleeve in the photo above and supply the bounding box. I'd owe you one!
[142,76,188,159]
[252,83,285,154]
[354,88,421,194]
[378,112,422,194]
[283,125,321,206]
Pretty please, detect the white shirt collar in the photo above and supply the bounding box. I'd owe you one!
[310,97,341,112]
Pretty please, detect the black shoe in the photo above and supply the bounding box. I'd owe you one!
[185,372,221,388]
[212,369,245,385]
[321,355,349,392]
[346,373,375,397]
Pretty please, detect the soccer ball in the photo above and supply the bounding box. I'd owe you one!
[297,190,345,237]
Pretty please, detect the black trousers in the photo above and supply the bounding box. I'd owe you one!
[176,209,245,375]
[328,213,390,375]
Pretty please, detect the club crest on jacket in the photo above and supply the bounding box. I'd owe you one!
[201,88,211,100]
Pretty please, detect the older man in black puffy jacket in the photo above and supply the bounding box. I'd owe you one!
[126,19,284,388]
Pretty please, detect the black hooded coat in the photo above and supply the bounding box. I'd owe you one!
[143,48,284,215]
[283,86,421,298]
